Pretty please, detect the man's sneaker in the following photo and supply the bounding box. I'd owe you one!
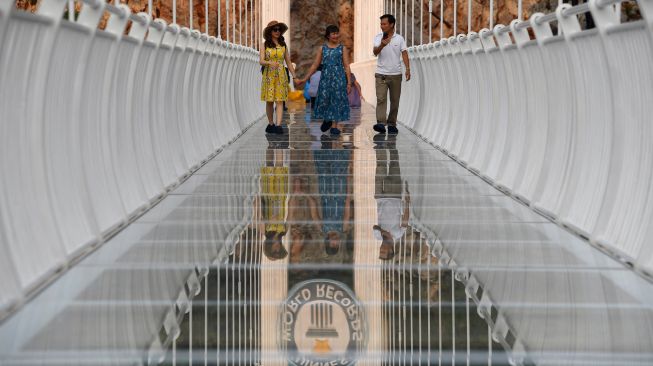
[274,125,284,134]
[373,123,386,134]
[265,124,275,134]
[387,125,399,135]
[372,134,386,147]
[320,120,333,132]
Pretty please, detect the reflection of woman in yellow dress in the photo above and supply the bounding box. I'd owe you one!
[260,148,289,260]
[260,21,298,135]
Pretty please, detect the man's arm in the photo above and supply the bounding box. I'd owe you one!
[401,184,411,227]
[401,50,411,81]
[373,36,390,56]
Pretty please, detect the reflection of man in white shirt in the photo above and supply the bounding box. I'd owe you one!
[373,137,410,260]
[372,14,411,135]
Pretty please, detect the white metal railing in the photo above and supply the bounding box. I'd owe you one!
[399,0,653,274]
[0,0,264,316]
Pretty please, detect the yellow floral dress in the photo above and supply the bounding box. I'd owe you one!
[261,46,289,102]
[260,166,288,234]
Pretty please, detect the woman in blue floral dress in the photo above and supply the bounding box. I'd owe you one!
[297,25,351,135]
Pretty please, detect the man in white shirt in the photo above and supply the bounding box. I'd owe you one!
[373,135,411,260]
[372,14,411,135]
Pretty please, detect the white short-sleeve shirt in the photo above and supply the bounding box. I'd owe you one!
[373,32,408,75]
[373,198,406,241]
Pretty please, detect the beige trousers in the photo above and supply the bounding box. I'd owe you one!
[375,73,403,125]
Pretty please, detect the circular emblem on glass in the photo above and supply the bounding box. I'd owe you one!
[279,279,367,365]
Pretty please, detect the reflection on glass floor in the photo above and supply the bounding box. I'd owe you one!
[1,105,653,365]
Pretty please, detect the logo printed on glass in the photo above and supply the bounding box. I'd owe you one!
[280,280,367,365]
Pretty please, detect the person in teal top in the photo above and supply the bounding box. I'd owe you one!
[296,25,352,135]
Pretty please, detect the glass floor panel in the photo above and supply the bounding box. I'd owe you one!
[1,106,652,365]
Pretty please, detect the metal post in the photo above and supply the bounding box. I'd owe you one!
[440,0,443,40]
[454,0,457,37]
[148,0,152,18]
[173,0,177,25]
[518,0,523,21]
[426,239,430,365]
[173,337,177,366]
[466,294,470,366]
[418,235,422,363]
[232,0,235,44]
[411,0,415,46]
[217,263,221,364]
[488,323,493,365]
[401,233,407,361]
[405,0,408,38]
[239,0,242,45]
[490,0,494,29]
[68,0,74,21]
[429,0,432,42]
[231,249,236,366]
[409,229,414,364]
[395,0,404,33]
[468,0,471,33]
[438,262,442,366]
[226,0,230,42]
[254,0,257,48]
[389,261,393,365]
[452,272,456,365]
[204,274,208,365]
[225,257,230,364]
[189,297,193,366]
[420,0,423,44]
[218,0,221,38]
[244,0,246,47]
[238,235,244,366]
[397,0,400,36]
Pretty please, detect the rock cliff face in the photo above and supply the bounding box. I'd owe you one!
[289,0,354,77]
[394,0,539,45]
[16,0,256,43]
[287,0,541,71]
[14,0,642,61]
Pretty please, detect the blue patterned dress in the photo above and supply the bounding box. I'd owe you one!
[314,149,351,234]
[314,44,350,122]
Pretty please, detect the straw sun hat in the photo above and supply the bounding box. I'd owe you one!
[264,20,288,39]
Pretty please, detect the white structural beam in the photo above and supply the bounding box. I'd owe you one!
[260,0,290,49]
[354,0,384,62]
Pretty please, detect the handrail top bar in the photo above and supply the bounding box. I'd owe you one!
[129,12,148,26]
[150,19,166,31]
[81,0,102,10]
[166,24,180,34]
[562,2,590,17]
[535,12,558,25]
[514,20,532,31]
[597,0,626,7]
[495,24,511,35]
[104,3,127,18]
[57,1,275,52]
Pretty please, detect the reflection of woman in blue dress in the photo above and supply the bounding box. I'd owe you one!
[296,25,351,135]
[314,138,352,257]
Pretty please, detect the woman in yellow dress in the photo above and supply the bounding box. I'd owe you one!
[260,21,297,135]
